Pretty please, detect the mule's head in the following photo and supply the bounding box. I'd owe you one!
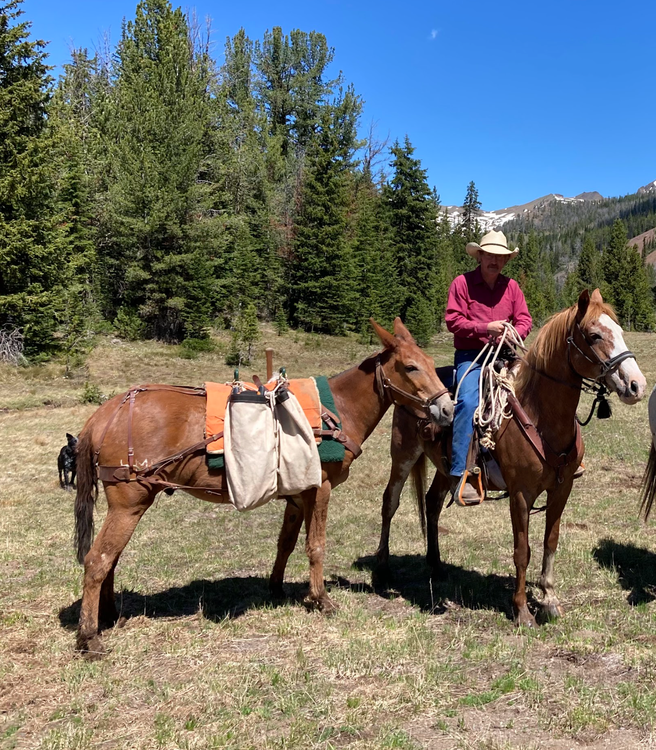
[575,289,646,404]
[370,317,454,426]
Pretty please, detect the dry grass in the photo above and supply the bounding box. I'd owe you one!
[1,327,656,749]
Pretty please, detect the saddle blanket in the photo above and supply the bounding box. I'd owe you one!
[206,375,346,470]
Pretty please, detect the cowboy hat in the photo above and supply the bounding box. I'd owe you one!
[466,229,519,259]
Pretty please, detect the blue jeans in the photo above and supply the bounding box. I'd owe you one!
[451,349,482,479]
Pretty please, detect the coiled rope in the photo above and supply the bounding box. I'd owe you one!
[453,322,527,450]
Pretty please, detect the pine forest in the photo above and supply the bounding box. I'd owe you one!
[1,0,655,364]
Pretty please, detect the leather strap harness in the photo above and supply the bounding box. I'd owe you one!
[94,383,363,491]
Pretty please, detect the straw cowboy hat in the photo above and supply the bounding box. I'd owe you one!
[466,229,519,259]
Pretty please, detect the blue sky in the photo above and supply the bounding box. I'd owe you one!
[22,0,656,210]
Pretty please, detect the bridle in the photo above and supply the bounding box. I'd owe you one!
[567,320,636,383]
[525,317,637,425]
[375,355,449,418]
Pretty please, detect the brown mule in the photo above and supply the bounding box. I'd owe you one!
[74,318,453,657]
[376,290,646,626]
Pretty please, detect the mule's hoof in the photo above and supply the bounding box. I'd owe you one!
[269,580,285,600]
[304,594,338,616]
[76,634,105,661]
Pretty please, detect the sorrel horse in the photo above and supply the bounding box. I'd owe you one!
[376,290,646,626]
[74,318,454,656]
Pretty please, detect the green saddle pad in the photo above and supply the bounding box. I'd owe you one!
[206,375,345,470]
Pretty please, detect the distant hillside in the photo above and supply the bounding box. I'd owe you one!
[500,186,656,273]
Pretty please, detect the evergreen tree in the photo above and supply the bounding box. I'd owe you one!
[577,234,603,292]
[0,0,61,355]
[460,180,481,243]
[288,109,356,334]
[97,0,215,341]
[384,137,439,332]
[601,218,628,307]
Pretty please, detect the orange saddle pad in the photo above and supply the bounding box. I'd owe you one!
[205,378,322,455]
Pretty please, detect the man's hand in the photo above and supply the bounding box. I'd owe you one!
[487,320,507,338]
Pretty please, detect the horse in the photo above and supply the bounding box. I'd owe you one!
[639,385,656,520]
[376,290,646,626]
[73,318,454,656]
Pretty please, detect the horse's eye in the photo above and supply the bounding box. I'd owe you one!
[405,364,419,373]
[590,333,603,342]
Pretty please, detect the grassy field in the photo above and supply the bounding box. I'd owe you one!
[2,326,656,749]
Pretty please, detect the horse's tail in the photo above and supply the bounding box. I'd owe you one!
[640,442,656,521]
[74,426,98,564]
[411,453,427,539]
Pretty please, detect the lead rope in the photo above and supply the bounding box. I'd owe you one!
[458,323,528,450]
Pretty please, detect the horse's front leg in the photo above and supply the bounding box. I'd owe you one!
[539,480,573,621]
[509,488,536,627]
[270,498,304,598]
[302,480,336,614]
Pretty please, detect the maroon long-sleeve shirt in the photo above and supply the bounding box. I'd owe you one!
[445,266,532,350]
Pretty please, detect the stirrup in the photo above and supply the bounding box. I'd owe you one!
[455,468,485,506]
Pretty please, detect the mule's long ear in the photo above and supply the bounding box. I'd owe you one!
[393,317,417,344]
[590,288,604,304]
[577,289,590,320]
[370,318,397,350]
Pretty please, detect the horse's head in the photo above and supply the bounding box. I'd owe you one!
[370,317,454,426]
[574,289,646,404]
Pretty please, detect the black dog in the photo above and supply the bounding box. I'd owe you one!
[58,433,78,491]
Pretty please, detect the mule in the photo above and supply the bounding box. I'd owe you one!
[74,318,454,656]
[376,290,646,626]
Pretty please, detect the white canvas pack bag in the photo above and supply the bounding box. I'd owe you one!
[274,387,322,496]
[224,389,278,511]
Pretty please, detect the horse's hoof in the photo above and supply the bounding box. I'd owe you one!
[513,606,537,629]
[76,634,105,660]
[541,602,563,622]
[372,565,391,591]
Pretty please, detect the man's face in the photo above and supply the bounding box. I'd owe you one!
[478,250,509,276]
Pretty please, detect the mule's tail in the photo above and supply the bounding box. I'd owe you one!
[74,428,98,564]
[411,453,427,539]
[640,443,656,521]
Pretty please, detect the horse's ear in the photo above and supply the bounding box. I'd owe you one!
[577,289,590,320]
[590,288,604,304]
[393,317,416,344]
[370,318,397,350]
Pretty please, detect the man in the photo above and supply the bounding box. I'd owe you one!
[445,229,532,504]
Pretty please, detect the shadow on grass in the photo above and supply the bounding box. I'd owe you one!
[593,537,656,605]
[354,553,520,620]
[58,576,309,632]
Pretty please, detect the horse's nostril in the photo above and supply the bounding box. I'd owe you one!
[630,380,639,394]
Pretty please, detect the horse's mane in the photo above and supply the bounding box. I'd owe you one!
[515,297,617,401]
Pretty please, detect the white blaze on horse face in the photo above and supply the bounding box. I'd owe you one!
[597,313,646,403]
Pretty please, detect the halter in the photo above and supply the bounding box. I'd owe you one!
[374,355,449,417]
